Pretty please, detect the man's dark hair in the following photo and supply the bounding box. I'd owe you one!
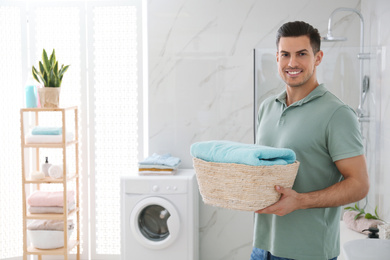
[276,21,321,54]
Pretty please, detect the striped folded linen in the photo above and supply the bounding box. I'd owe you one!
[190,140,296,166]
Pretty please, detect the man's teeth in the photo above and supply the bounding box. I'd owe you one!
[288,71,301,74]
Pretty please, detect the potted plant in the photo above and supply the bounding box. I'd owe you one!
[32,49,70,108]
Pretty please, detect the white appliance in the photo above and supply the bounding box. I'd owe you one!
[121,169,199,260]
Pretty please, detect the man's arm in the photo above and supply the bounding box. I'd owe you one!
[256,154,369,216]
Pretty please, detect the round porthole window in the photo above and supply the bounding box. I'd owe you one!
[130,197,180,249]
[138,205,171,241]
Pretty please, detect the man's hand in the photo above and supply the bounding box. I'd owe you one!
[255,185,301,216]
[255,155,369,216]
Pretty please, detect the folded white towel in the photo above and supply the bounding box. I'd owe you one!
[25,132,74,144]
[28,201,76,214]
[48,164,68,179]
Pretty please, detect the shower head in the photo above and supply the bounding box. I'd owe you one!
[321,35,347,42]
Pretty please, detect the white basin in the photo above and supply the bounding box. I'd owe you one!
[343,239,390,260]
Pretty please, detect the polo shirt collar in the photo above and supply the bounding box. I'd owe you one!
[275,84,328,107]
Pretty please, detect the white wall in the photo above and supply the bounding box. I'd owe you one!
[147,1,363,259]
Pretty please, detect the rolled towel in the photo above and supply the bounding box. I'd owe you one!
[190,140,296,166]
[48,164,68,179]
[343,211,384,234]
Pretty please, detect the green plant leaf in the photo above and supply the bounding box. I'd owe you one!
[365,213,374,219]
[49,69,56,87]
[42,49,51,74]
[32,66,40,83]
[59,64,70,77]
[43,71,48,86]
[53,61,59,76]
[39,61,45,74]
[49,49,56,66]
[354,212,364,220]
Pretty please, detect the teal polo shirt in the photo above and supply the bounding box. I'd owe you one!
[254,84,364,260]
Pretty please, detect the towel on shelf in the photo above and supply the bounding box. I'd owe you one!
[31,126,62,135]
[27,219,74,231]
[190,140,296,166]
[138,168,177,176]
[48,164,68,179]
[27,190,75,207]
[343,211,384,234]
[139,153,181,167]
[28,201,76,214]
[25,131,74,144]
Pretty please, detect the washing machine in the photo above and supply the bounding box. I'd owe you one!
[121,169,199,260]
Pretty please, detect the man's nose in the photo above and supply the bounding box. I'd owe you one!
[288,56,299,67]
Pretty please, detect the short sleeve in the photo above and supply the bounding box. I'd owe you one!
[326,105,365,162]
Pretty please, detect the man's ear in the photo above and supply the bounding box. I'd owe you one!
[315,50,324,66]
[276,51,279,63]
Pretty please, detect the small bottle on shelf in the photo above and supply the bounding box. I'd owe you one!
[41,157,52,177]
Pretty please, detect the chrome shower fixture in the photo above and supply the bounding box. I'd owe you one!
[321,35,347,42]
[322,7,364,46]
[322,7,371,121]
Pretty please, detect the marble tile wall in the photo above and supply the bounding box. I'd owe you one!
[147,0,364,259]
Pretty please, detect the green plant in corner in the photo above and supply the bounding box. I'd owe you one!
[32,49,70,88]
[344,203,384,221]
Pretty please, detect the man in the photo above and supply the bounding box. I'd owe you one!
[251,21,369,260]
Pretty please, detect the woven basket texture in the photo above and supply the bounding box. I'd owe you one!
[193,157,300,211]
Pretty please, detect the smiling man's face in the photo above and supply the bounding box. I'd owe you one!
[276,35,323,89]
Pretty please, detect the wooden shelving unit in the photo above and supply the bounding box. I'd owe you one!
[20,106,80,260]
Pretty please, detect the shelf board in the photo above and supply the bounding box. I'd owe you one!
[25,174,78,184]
[26,208,79,220]
[23,140,78,148]
[27,239,79,255]
[21,106,78,112]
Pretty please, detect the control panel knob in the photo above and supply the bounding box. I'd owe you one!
[152,185,159,192]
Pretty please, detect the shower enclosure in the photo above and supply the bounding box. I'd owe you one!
[253,44,379,213]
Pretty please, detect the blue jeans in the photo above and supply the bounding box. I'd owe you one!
[250,247,338,260]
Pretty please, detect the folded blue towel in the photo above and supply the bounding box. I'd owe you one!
[139,153,181,167]
[190,140,296,166]
[31,126,62,135]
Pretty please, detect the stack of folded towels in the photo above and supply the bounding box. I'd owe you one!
[27,190,76,214]
[190,140,296,166]
[138,153,181,175]
[25,126,74,144]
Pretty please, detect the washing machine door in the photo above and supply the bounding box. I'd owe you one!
[130,197,180,250]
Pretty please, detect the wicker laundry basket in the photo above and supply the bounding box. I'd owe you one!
[193,157,300,211]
